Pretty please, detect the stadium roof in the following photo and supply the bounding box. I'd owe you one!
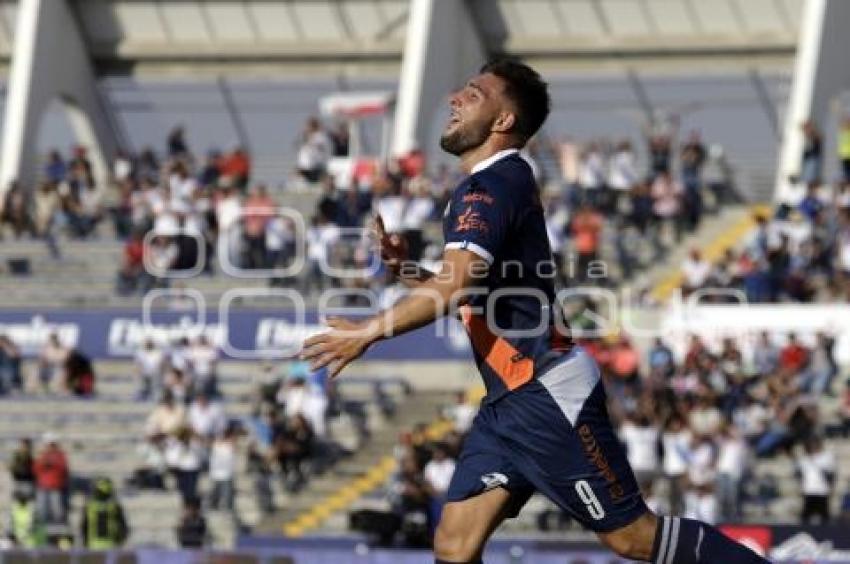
[0,0,805,75]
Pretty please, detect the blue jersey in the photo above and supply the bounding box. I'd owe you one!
[443,149,571,403]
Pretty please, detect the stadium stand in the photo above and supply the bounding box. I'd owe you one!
[2,0,850,561]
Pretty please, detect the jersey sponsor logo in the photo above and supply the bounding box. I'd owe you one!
[480,472,509,491]
[462,192,495,205]
[578,424,624,501]
[455,206,489,233]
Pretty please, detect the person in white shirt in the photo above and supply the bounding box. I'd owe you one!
[402,177,435,261]
[681,248,712,294]
[165,427,204,503]
[188,335,218,397]
[685,436,718,524]
[716,423,749,521]
[135,338,165,401]
[797,436,835,524]
[215,183,243,266]
[609,140,639,214]
[187,394,226,440]
[423,444,456,499]
[208,428,238,512]
[297,117,333,183]
[444,391,477,435]
[620,414,660,493]
[38,333,69,393]
[145,392,187,438]
[662,414,692,516]
[303,214,340,295]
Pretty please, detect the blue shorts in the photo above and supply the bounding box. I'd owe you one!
[446,348,648,533]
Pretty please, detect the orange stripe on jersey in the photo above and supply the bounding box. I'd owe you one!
[459,305,534,391]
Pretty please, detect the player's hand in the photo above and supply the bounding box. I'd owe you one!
[373,214,408,275]
[299,317,379,378]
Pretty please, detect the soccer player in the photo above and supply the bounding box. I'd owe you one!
[301,60,769,564]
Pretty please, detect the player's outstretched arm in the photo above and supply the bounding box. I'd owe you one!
[300,248,485,377]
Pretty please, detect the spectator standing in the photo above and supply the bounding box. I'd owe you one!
[38,334,68,394]
[652,171,683,244]
[662,414,691,516]
[44,150,66,184]
[685,435,719,524]
[779,333,809,377]
[134,339,165,401]
[620,413,660,493]
[33,433,69,524]
[800,120,823,186]
[188,335,219,397]
[571,204,603,283]
[296,118,332,183]
[208,427,239,515]
[797,436,835,524]
[242,184,275,269]
[80,478,128,549]
[716,423,748,522]
[33,182,61,259]
[188,394,226,440]
[802,332,838,395]
[444,391,477,435]
[753,331,780,378]
[165,428,204,503]
[0,335,23,394]
[680,131,706,231]
[167,126,190,158]
[6,490,46,548]
[9,438,35,496]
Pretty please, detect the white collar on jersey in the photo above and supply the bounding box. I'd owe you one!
[470,148,520,174]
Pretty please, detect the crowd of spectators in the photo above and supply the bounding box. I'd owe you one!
[581,319,846,527]
[683,118,850,303]
[0,332,94,397]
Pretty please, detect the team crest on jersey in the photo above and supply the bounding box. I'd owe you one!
[480,472,509,491]
[455,206,489,233]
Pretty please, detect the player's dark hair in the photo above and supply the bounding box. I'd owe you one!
[480,59,550,142]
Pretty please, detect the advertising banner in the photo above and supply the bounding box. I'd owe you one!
[0,310,472,361]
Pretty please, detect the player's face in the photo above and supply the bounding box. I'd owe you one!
[440,73,506,156]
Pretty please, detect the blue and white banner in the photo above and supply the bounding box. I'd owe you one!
[0,310,472,361]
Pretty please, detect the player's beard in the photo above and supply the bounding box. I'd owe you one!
[439,119,491,156]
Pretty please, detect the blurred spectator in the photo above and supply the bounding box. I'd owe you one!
[651,171,683,245]
[44,150,67,184]
[246,440,275,515]
[167,126,190,158]
[0,335,22,394]
[146,392,187,437]
[801,332,837,395]
[800,120,823,186]
[681,248,711,295]
[275,414,314,492]
[37,334,68,394]
[578,142,607,208]
[166,427,204,503]
[176,497,208,549]
[33,182,61,259]
[188,335,219,397]
[648,337,675,380]
[620,412,660,493]
[208,427,239,514]
[571,204,603,283]
[116,231,149,295]
[242,184,275,269]
[648,134,672,177]
[680,131,706,231]
[716,423,748,522]
[1,182,34,238]
[422,442,455,518]
[444,391,476,435]
[779,333,809,376]
[6,490,46,548]
[128,434,168,490]
[188,393,226,440]
[685,435,718,524]
[9,438,35,497]
[662,413,690,516]
[33,433,69,524]
[80,477,128,549]
[753,331,780,378]
[135,338,165,401]
[796,436,835,524]
[297,118,332,183]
